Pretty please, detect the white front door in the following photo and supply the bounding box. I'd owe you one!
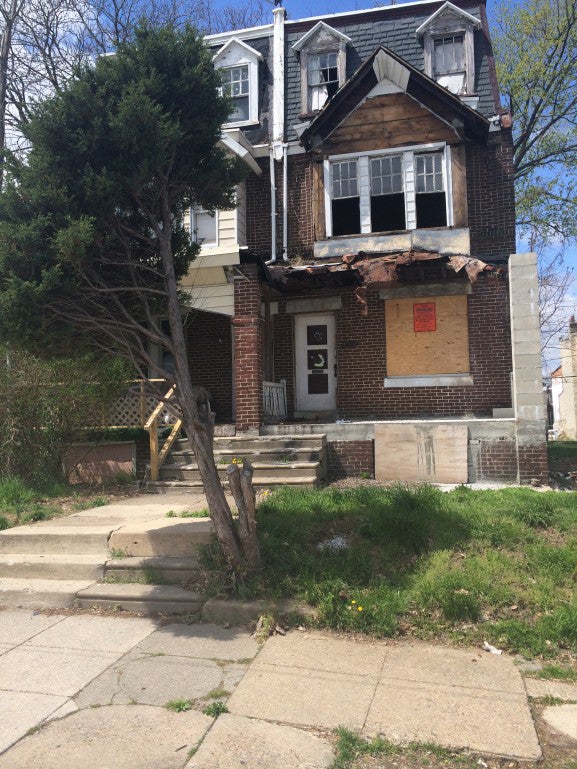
[295,313,337,414]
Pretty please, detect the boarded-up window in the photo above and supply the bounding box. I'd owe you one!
[385,294,469,376]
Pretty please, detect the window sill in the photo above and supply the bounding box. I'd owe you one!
[314,228,471,259]
[384,374,473,388]
[223,119,260,129]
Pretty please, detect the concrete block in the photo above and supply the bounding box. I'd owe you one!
[228,665,376,730]
[137,622,259,660]
[0,610,64,645]
[186,713,334,769]
[0,644,119,696]
[364,682,541,760]
[25,615,157,653]
[0,690,69,754]
[525,678,577,702]
[254,632,387,676]
[542,704,577,741]
[0,705,213,769]
[375,423,468,483]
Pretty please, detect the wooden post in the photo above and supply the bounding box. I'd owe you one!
[149,422,159,482]
[139,380,146,427]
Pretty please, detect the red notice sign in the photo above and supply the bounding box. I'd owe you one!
[413,302,436,332]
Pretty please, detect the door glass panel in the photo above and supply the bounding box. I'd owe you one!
[307,325,327,345]
[308,373,329,394]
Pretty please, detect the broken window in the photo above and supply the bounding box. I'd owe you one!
[433,35,466,94]
[327,146,451,236]
[308,52,339,111]
[331,160,360,236]
[370,155,406,232]
[415,153,447,228]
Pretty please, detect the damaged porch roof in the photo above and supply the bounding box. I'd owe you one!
[268,249,497,315]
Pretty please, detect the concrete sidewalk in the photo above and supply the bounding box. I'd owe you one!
[0,610,567,768]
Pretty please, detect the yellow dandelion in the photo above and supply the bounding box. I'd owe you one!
[351,600,356,604]
[357,606,363,612]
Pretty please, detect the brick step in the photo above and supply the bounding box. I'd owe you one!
[76,582,205,615]
[104,556,201,585]
[159,462,320,483]
[0,526,111,555]
[0,553,105,581]
[0,578,97,609]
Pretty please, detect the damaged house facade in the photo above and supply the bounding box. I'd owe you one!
[171,0,546,486]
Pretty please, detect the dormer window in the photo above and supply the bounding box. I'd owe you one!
[308,52,339,111]
[292,21,351,116]
[213,38,262,127]
[433,35,466,93]
[416,1,481,98]
[221,65,250,122]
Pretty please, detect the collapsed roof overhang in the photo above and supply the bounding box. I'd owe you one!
[268,250,497,315]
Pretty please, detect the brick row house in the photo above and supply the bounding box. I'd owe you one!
[173,0,547,485]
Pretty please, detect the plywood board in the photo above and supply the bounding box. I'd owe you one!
[385,294,469,376]
[375,423,468,483]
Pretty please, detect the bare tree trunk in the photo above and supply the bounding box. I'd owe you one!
[158,227,260,573]
[0,0,21,188]
[226,459,261,570]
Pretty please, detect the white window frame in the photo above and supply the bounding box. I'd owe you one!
[292,22,350,116]
[213,38,262,128]
[190,206,219,248]
[324,143,453,237]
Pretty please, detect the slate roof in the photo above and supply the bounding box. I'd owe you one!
[208,0,498,145]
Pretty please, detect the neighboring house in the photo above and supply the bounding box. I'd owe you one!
[176,0,547,484]
[552,320,577,439]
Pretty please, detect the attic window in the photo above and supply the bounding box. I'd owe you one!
[416,2,481,97]
[213,38,262,126]
[433,35,466,94]
[308,52,339,111]
[292,21,350,116]
[222,65,250,122]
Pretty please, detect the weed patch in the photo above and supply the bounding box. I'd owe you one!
[201,485,577,659]
[164,699,193,712]
[202,701,228,717]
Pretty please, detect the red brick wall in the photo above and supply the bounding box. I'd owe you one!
[247,135,516,262]
[185,311,233,422]
[273,272,513,420]
[466,129,516,259]
[474,438,517,482]
[326,440,374,480]
[518,444,549,485]
[233,263,263,430]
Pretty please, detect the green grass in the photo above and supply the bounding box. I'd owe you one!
[548,441,577,460]
[0,476,66,527]
[164,699,193,712]
[71,496,108,512]
[166,508,210,518]
[202,701,228,717]
[205,484,577,659]
[331,728,478,769]
[532,664,577,682]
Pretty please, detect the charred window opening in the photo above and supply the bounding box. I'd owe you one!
[332,160,360,236]
[415,153,446,228]
[370,155,406,232]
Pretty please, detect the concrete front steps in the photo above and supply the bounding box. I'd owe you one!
[0,517,211,614]
[152,434,327,491]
